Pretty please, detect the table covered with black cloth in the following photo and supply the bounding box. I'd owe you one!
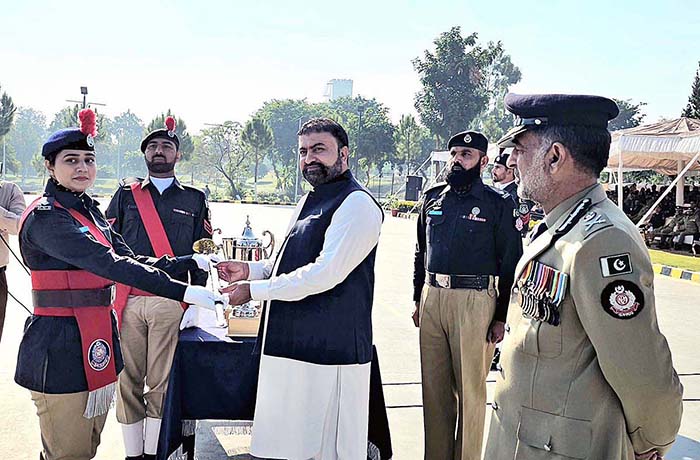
[157,326,392,459]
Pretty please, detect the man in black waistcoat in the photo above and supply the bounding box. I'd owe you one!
[413,131,522,460]
[218,118,383,460]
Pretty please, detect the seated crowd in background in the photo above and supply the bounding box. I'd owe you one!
[605,184,700,254]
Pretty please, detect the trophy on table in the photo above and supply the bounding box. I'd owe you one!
[193,216,275,337]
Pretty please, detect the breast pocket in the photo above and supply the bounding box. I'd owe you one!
[171,209,196,240]
[426,214,446,243]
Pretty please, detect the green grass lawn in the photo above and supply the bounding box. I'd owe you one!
[648,249,700,272]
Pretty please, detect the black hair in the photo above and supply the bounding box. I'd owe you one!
[297,118,349,150]
[534,125,611,177]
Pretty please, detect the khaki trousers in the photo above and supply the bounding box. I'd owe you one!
[30,390,108,460]
[419,282,496,460]
[116,295,183,423]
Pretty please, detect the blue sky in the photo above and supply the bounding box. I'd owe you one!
[1,0,698,133]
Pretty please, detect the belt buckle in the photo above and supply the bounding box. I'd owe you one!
[436,274,451,289]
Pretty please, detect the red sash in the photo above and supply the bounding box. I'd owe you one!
[21,198,119,405]
[113,182,186,326]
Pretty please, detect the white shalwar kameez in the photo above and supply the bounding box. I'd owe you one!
[247,190,383,460]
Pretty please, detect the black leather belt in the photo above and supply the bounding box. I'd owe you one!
[426,272,490,290]
[32,285,115,308]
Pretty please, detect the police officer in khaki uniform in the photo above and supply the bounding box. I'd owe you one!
[413,131,522,460]
[484,94,683,460]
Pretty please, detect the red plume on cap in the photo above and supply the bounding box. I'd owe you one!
[165,116,176,132]
[78,109,97,137]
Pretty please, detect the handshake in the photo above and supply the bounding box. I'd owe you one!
[181,256,253,310]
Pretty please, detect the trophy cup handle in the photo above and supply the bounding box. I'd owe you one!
[262,230,275,259]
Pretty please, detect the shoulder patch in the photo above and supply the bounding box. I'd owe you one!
[601,280,644,319]
[599,253,633,277]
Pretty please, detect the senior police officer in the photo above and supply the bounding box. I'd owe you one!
[484,94,683,460]
[106,116,213,460]
[412,131,522,460]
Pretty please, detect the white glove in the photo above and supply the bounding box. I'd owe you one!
[192,254,212,271]
[183,285,227,311]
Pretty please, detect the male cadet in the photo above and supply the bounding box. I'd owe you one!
[412,131,522,460]
[0,179,26,342]
[484,94,683,460]
[106,116,213,460]
[218,118,383,460]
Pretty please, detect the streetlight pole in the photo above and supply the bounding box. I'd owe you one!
[2,137,6,181]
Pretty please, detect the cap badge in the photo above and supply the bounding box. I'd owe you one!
[464,134,472,143]
[86,134,95,148]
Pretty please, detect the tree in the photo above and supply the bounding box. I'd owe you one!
[0,84,16,138]
[198,121,249,198]
[241,117,274,200]
[110,110,145,179]
[609,99,647,131]
[682,61,700,119]
[326,96,395,184]
[255,99,319,197]
[7,107,46,183]
[49,105,108,141]
[394,114,432,174]
[147,110,194,160]
[413,27,521,145]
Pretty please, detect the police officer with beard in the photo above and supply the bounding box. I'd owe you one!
[412,131,522,460]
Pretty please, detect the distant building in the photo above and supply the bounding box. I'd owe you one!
[323,79,353,101]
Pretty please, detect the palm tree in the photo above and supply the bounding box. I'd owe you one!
[241,117,274,200]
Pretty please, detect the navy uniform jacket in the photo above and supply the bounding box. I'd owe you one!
[106,176,212,286]
[413,180,523,321]
[15,179,195,393]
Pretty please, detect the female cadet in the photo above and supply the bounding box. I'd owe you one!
[14,109,221,460]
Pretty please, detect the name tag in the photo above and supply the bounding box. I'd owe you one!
[428,210,443,216]
[173,208,195,217]
[78,226,90,233]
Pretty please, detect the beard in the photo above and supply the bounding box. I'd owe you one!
[146,155,176,174]
[517,148,551,202]
[302,153,344,188]
[446,162,481,191]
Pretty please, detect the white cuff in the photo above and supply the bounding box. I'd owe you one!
[249,279,271,301]
[247,261,268,280]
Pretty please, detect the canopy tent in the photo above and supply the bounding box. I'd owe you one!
[606,117,700,226]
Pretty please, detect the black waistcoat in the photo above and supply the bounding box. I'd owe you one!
[263,172,380,365]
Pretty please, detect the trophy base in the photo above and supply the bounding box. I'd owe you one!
[227,317,260,337]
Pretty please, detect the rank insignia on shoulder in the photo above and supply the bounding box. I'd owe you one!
[601,280,644,319]
[517,260,569,326]
[599,253,633,277]
[35,199,53,211]
[582,211,607,232]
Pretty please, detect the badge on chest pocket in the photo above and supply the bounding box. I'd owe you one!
[517,260,569,326]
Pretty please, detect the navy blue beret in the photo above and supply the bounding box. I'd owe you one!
[447,131,488,153]
[497,93,620,147]
[140,129,180,153]
[42,128,95,159]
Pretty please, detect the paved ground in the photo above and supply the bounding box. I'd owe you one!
[1,201,699,459]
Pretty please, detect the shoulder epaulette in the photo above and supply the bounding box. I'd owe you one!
[579,207,614,241]
[120,177,142,187]
[181,183,205,195]
[424,182,447,195]
[35,196,54,212]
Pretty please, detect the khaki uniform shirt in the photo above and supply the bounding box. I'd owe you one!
[485,183,683,460]
[0,181,26,267]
